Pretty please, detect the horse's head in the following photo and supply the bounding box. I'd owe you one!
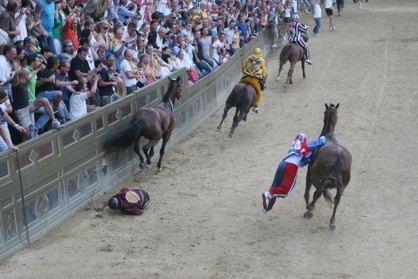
[168,76,182,101]
[321,103,339,137]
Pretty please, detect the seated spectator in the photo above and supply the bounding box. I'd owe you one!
[177,50,199,83]
[98,54,121,106]
[11,68,61,140]
[0,89,26,151]
[231,25,241,54]
[38,46,53,66]
[69,74,100,120]
[119,49,139,95]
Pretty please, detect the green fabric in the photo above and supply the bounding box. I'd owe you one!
[52,17,65,40]
[25,66,36,101]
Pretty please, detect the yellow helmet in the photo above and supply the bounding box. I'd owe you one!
[253,48,262,56]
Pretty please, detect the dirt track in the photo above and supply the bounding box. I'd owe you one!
[2,1,418,278]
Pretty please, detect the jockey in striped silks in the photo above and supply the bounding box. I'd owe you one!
[287,14,312,65]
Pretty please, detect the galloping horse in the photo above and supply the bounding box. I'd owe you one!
[276,32,309,86]
[304,103,352,231]
[217,83,256,138]
[103,76,182,172]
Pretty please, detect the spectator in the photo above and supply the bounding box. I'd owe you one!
[52,0,66,54]
[224,20,235,46]
[69,47,92,82]
[38,46,53,66]
[231,25,241,54]
[69,74,100,120]
[98,54,121,106]
[325,0,336,31]
[145,43,172,78]
[95,21,112,54]
[177,50,199,83]
[39,0,57,53]
[147,19,159,49]
[27,2,48,48]
[139,53,156,86]
[23,36,37,56]
[117,0,138,22]
[62,10,79,51]
[56,59,78,108]
[236,14,249,47]
[0,45,17,98]
[120,49,140,94]
[192,30,212,76]
[312,0,321,37]
[0,89,25,151]
[59,39,75,61]
[0,0,21,42]
[14,2,30,42]
[111,25,127,69]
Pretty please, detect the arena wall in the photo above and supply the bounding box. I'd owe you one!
[0,33,271,260]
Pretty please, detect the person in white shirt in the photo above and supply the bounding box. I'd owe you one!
[119,49,139,95]
[69,74,100,120]
[312,0,322,36]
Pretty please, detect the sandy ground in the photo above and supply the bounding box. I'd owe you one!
[2,1,418,278]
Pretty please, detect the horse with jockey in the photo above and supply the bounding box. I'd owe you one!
[288,14,312,65]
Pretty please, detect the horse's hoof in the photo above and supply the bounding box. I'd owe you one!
[284,83,288,87]
[216,127,221,133]
[303,211,313,219]
[276,77,280,81]
[157,167,162,172]
[139,162,145,169]
[329,224,336,232]
[144,164,150,172]
[225,135,232,141]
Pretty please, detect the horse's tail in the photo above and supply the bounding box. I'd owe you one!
[322,154,344,204]
[103,119,144,152]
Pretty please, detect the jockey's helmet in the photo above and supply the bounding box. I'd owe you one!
[293,14,299,20]
[253,48,262,56]
[108,196,120,210]
[295,133,307,144]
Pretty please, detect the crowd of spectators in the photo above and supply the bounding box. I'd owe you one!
[0,0,322,152]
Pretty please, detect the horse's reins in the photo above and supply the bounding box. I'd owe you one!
[169,98,174,111]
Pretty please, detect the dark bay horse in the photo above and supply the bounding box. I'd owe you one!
[304,103,352,231]
[217,82,256,138]
[103,76,182,172]
[276,33,309,86]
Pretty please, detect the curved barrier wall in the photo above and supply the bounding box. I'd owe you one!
[0,33,271,260]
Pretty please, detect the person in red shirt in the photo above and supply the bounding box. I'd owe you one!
[61,12,79,51]
[95,188,150,215]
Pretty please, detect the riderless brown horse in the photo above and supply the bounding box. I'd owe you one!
[103,76,182,172]
[217,83,256,138]
[276,33,309,86]
[304,103,352,231]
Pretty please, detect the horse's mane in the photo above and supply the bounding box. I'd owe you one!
[162,79,176,103]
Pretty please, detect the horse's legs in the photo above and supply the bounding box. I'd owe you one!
[142,139,160,165]
[157,139,168,172]
[304,169,313,208]
[134,137,145,168]
[217,105,230,131]
[277,61,284,81]
[286,62,295,85]
[307,188,323,211]
[149,147,155,159]
[329,193,341,231]
[302,60,306,79]
[229,109,246,137]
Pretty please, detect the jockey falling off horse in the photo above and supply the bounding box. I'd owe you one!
[288,14,312,65]
[239,48,267,114]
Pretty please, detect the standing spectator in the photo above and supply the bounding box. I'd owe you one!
[14,3,30,42]
[324,0,336,31]
[199,27,216,69]
[336,0,344,16]
[147,19,159,49]
[62,0,76,16]
[0,0,21,43]
[27,2,48,47]
[192,30,213,76]
[119,49,139,94]
[59,39,75,61]
[139,54,156,86]
[118,0,138,22]
[0,45,17,99]
[69,74,100,120]
[52,0,66,54]
[62,11,79,52]
[230,25,241,55]
[56,59,77,108]
[224,20,235,47]
[312,0,321,37]
[95,21,112,55]
[38,0,57,53]
[111,25,127,70]
[283,2,291,39]
[236,14,249,48]
[69,47,91,82]
[98,54,121,106]
[22,36,37,57]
